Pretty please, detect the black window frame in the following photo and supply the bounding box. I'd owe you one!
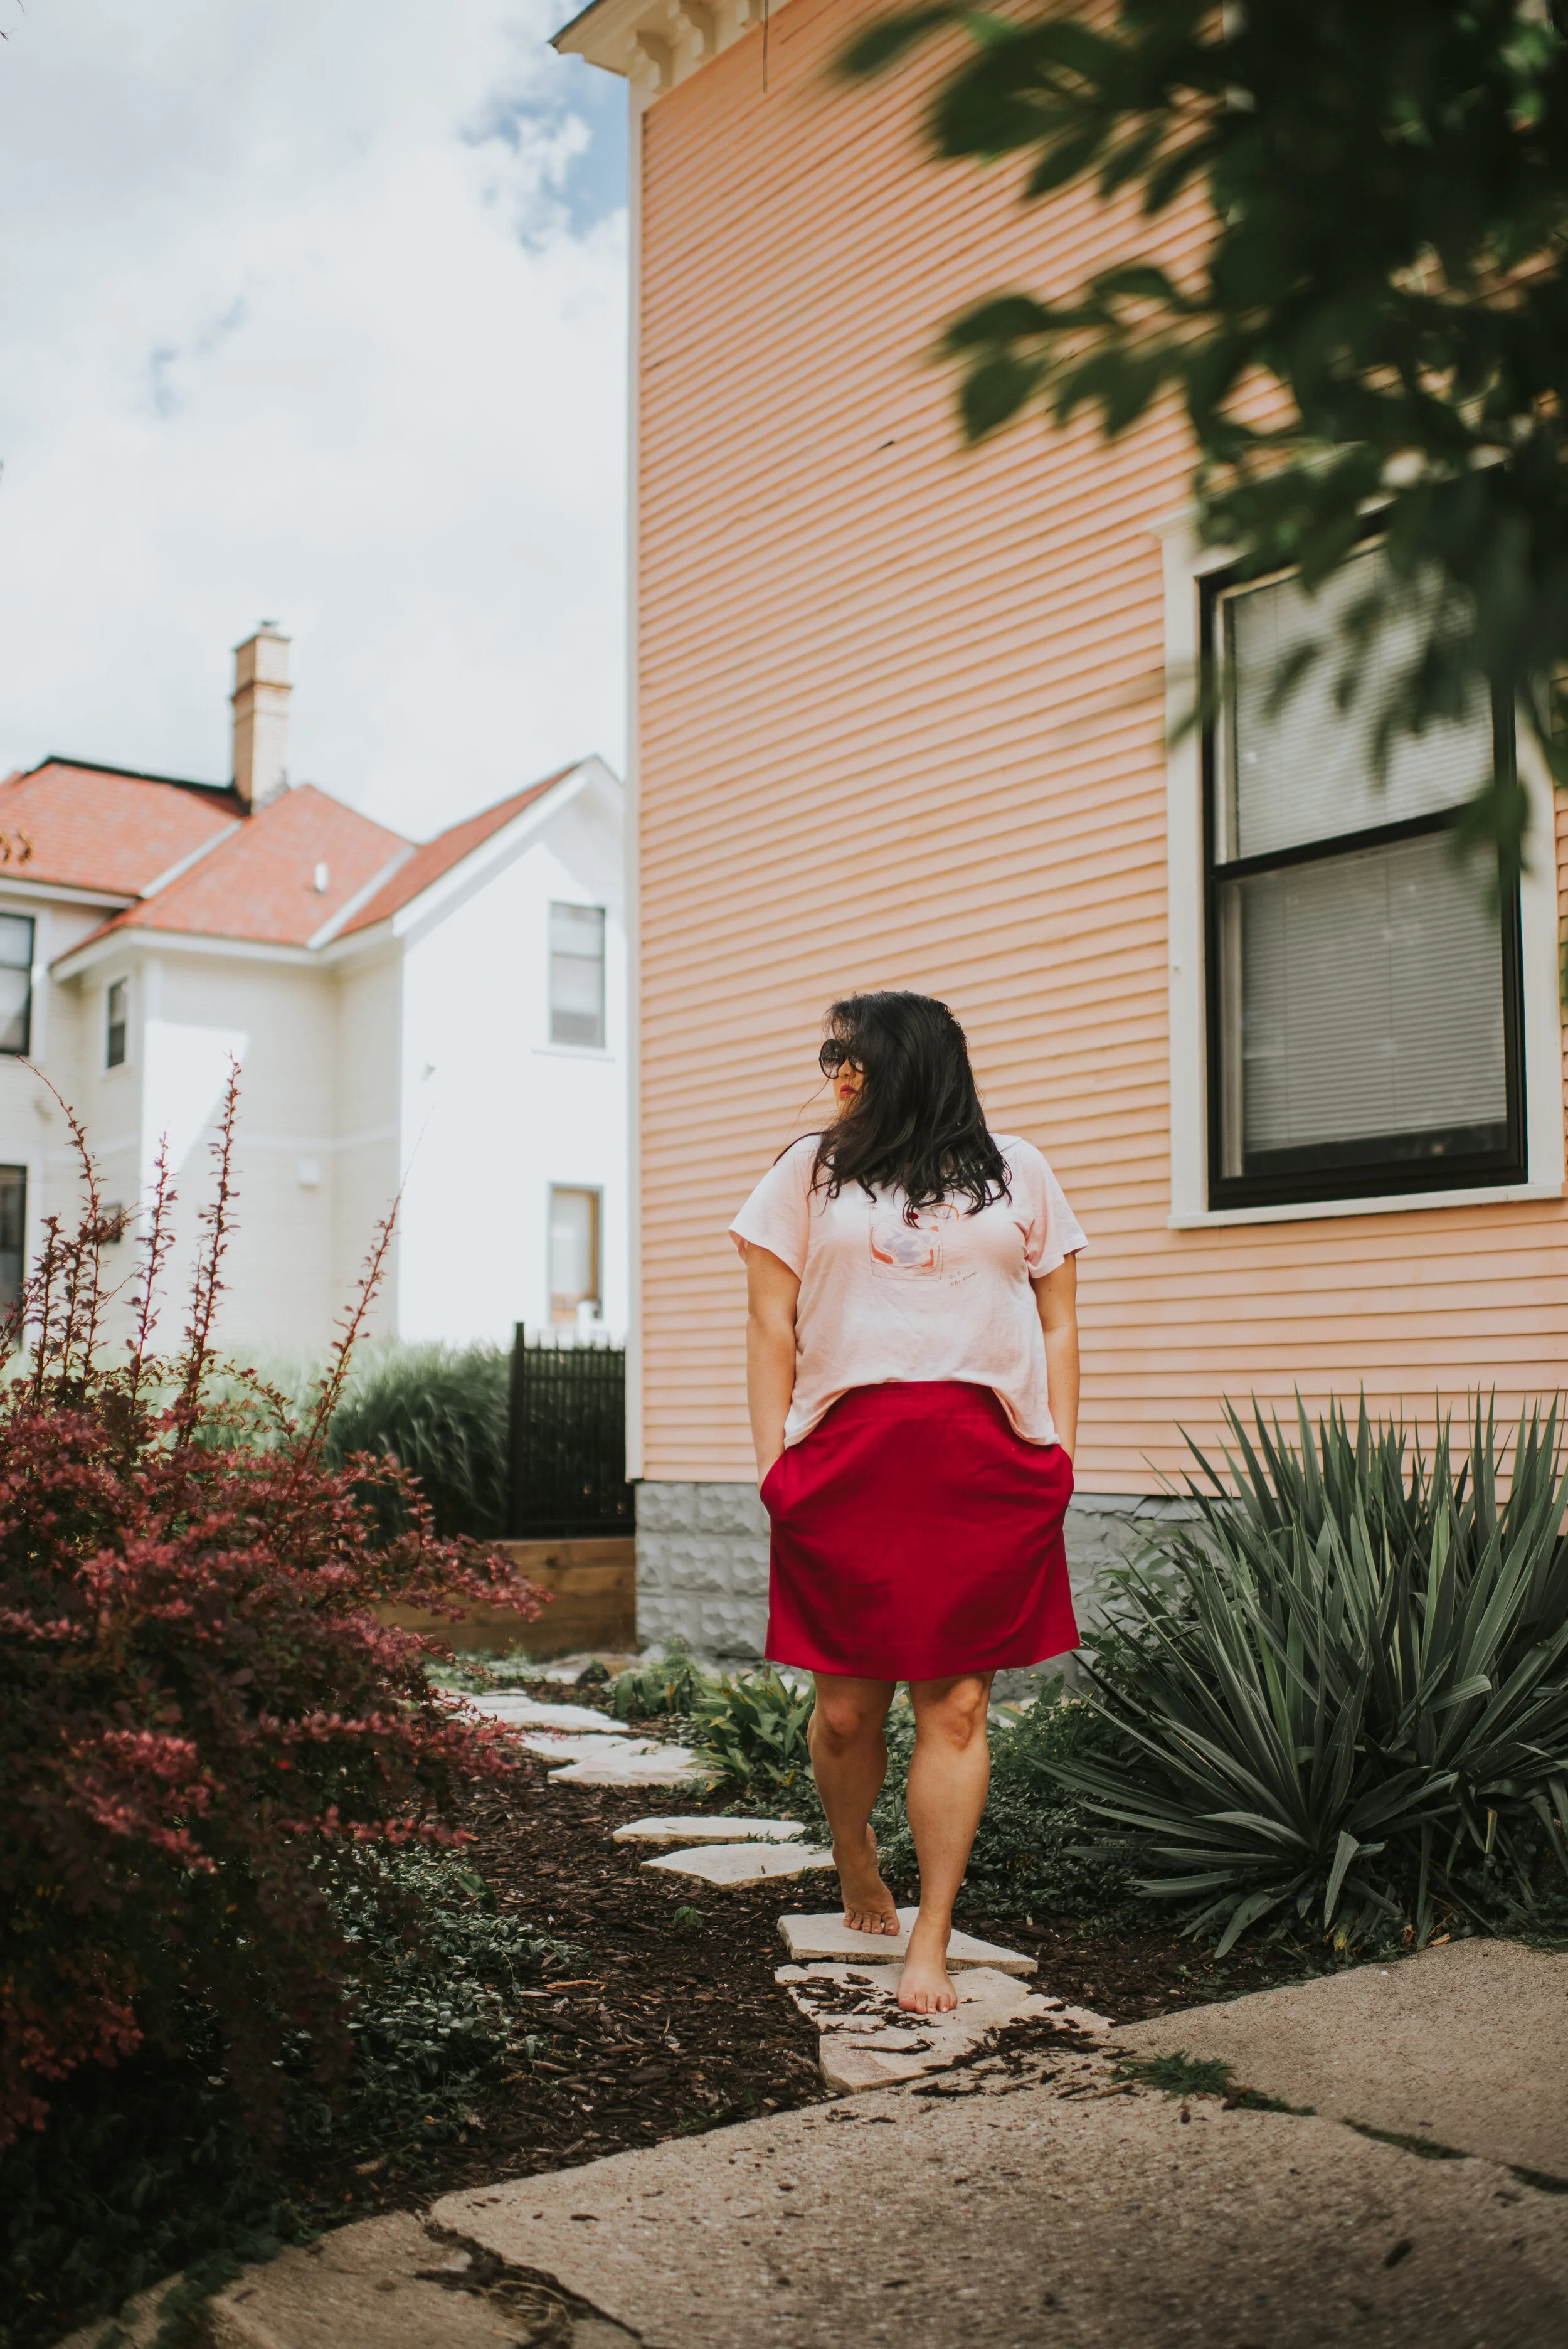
[0,915,34,1061]
[1200,558,1527,1212]
[105,976,128,1070]
[0,1163,26,1310]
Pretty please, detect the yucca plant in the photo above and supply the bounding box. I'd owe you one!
[1051,1397,1568,1955]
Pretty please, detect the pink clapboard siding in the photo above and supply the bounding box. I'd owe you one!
[633,0,1568,1488]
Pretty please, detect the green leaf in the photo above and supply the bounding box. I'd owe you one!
[1323,1830,1360,1927]
[838,7,959,80]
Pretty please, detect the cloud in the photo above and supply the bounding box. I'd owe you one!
[0,0,627,839]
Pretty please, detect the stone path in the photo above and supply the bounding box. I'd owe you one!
[776,1907,1037,1972]
[780,1959,1108,2092]
[460,1699,718,1788]
[612,1816,806,1846]
[464,1697,637,1735]
[547,1741,717,1788]
[642,1843,835,1889]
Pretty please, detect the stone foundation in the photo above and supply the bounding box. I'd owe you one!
[634,1480,1190,1664]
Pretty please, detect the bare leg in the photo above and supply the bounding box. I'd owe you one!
[808,1673,901,1933]
[898,1673,993,2013]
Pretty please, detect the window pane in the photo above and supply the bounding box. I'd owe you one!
[1222,832,1507,1175]
[549,1188,600,1320]
[549,903,605,1048]
[0,915,33,972]
[0,966,29,1056]
[0,1164,25,1308]
[106,979,127,1069]
[1222,547,1493,862]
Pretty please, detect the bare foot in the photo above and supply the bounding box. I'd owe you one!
[897,1916,958,2013]
[834,1825,900,1934]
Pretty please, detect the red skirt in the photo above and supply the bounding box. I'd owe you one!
[760,1381,1078,1681]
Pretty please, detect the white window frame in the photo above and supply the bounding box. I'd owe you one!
[104,973,130,1071]
[548,901,608,1052]
[1157,510,1565,1226]
[548,1182,603,1325]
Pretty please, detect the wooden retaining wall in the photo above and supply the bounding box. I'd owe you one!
[378,1536,637,1659]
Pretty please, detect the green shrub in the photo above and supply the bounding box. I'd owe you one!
[1051,1397,1568,1954]
[2,1848,569,2349]
[322,1344,511,1540]
[610,1637,714,1721]
[691,1669,815,1795]
[862,1691,1143,1923]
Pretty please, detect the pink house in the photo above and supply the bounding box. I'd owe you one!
[558,0,1568,1655]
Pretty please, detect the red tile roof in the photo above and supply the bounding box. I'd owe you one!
[102,785,409,947]
[18,756,587,958]
[335,765,577,937]
[0,758,242,897]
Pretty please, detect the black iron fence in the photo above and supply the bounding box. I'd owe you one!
[507,1331,634,1539]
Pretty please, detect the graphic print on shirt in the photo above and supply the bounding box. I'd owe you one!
[869,1202,957,1280]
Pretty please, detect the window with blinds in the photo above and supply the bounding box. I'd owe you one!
[1205,545,1524,1206]
[549,902,606,1049]
[0,916,33,1058]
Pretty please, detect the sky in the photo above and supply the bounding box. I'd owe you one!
[0,0,628,842]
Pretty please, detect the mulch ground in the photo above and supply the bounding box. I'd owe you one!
[291,1684,1287,2224]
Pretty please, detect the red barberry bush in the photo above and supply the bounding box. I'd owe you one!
[0,1075,539,2148]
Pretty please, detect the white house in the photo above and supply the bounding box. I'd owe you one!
[0,627,627,1352]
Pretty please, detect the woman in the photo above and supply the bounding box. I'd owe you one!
[729,991,1084,2016]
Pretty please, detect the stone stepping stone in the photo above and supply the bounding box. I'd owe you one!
[642,1843,835,1889]
[778,1908,1037,1974]
[464,1696,634,1734]
[777,1960,1102,2093]
[549,1741,717,1788]
[613,1816,807,1845]
[514,1731,647,1764]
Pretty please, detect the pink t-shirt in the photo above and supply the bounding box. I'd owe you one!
[729,1133,1086,1449]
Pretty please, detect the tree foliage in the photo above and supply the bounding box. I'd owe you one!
[845,1,1568,870]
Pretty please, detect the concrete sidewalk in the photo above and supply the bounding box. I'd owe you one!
[1111,1933,1568,2176]
[426,2071,1568,2347]
[77,1939,1568,2349]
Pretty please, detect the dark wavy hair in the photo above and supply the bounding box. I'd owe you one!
[812,991,1009,1218]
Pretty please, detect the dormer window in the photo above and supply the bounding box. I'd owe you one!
[106,978,128,1069]
[0,916,34,1057]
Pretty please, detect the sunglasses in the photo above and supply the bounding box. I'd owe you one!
[818,1038,865,1076]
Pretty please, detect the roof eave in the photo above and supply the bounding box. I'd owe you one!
[554,0,771,92]
[52,926,320,981]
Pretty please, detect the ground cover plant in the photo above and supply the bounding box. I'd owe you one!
[3,1848,572,2349]
[1051,1397,1568,1954]
[0,1076,543,2343]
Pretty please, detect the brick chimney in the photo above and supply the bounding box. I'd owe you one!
[231,623,291,810]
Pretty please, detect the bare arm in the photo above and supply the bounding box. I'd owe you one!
[744,1243,800,1483]
[1032,1251,1080,1462]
